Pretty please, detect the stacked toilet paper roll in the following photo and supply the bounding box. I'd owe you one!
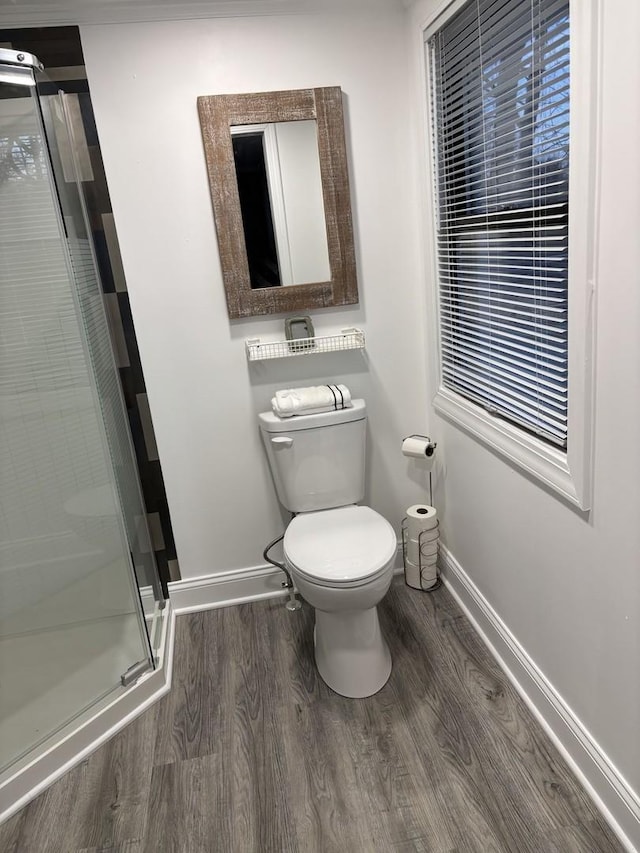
[404,504,439,591]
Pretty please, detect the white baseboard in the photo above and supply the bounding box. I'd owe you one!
[168,544,406,615]
[439,544,639,853]
[0,604,175,825]
[168,564,290,614]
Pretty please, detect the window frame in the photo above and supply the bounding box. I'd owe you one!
[421,0,600,510]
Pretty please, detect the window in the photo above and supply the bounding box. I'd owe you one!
[423,0,596,509]
[429,0,570,448]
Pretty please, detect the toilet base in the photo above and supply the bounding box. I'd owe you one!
[314,606,392,698]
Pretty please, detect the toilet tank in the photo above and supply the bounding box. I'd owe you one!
[258,399,367,513]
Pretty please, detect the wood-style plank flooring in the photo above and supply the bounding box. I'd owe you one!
[0,579,624,852]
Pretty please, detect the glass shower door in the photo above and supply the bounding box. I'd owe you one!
[38,86,167,636]
[0,55,153,775]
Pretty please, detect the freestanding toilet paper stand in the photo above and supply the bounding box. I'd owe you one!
[401,519,442,592]
[400,433,441,591]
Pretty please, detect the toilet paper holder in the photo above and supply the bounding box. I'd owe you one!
[402,433,436,506]
[401,519,442,593]
[402,434,437,457]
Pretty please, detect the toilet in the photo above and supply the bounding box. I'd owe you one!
[258,399,396,698]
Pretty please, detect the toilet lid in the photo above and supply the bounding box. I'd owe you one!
[284,505,397,585]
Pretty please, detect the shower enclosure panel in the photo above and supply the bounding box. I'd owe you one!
[0,51,161,779]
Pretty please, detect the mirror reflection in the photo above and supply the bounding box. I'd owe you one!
[231,120,330,289]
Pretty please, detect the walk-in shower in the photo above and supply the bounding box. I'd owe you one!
[0,47,166,804]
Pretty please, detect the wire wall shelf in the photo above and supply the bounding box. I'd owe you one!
[245,328,365,362]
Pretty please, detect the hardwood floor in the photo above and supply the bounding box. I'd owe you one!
[0,579,625,853]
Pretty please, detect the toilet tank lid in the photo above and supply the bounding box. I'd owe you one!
[258,398,366,433]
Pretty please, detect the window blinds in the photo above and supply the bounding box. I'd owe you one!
[429,0,570,448]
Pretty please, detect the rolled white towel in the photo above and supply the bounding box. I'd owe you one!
[271,384,352,418]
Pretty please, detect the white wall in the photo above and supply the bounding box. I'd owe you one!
[409,0,640,833]
[80,11,431,580]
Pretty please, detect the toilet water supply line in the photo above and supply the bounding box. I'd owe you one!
[263,529,302,611]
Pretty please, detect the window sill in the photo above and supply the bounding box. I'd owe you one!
[434,386,588,509]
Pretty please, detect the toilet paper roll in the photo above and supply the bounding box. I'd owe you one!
[420,565,439,589]
[419,540,438,557]
[415,526,440,544]
[406,548,438,570]
[402,437,435,466]
[404,559,422,590]
[406,505,438,539]
[406,536,438,565]
[405,557,438,589]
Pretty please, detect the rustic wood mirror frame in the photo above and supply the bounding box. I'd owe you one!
[197,87,358,319]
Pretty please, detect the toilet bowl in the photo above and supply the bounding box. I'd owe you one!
[259,399,397,698]
[284,505,396,698]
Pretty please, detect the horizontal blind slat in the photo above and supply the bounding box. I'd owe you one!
[442,367,568,427]
[441,344,568,398]
[441,316,568,357]
[443,375,568,445]
[438,0,569,76]
[439,26,569,107]
[441,329,568,370]
[439,59,569,122]
[440,0,568,75]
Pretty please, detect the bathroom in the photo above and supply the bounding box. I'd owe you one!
[0,0,638,850]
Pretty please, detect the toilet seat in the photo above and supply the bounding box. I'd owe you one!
[284,505,396,587]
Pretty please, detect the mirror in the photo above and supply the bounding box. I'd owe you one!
[198,87,358,319]
[231,119,330,289]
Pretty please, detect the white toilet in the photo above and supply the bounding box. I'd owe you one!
[259,399,396,698]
